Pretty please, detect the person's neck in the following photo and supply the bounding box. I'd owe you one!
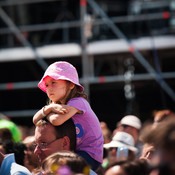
[0,152,5,168]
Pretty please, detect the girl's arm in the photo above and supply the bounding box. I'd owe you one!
[33,107,49,125]
[46,106,82,126]
[33,104,69,125]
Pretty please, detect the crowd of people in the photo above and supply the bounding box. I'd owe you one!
[0,61,175,175]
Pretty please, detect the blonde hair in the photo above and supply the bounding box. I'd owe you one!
[65,82,88,104]
[42,151,90,174]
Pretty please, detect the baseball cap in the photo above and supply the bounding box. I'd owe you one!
[120,115,141,130]
[0,119,22,142]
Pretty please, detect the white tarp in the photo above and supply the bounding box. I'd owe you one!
[0,35,175,62]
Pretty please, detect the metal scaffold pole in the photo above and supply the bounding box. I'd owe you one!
[80,0,90,97]
[0,7,48,71]
[87,0,175,102]
[0,72,175,91]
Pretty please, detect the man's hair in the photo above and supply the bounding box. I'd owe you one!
[140,118,175,154]
[65,82,88,104]
[105,159,150,175]
[36,118,76,151]
[3,140,26,166]
[0,128,13,142]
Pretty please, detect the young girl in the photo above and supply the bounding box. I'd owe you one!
[33,61,103,171]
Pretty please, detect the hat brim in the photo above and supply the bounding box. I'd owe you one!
[120,121,141,130]
[103,141,138,153]
[38,74,84,93]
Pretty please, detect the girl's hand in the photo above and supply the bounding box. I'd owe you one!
[48,104,69,114]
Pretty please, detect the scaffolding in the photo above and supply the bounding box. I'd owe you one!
[0,0,175,119]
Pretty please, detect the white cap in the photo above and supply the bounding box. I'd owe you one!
[104,131,138,153]
[120,115,142,130]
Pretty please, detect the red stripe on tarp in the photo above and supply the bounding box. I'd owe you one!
[129,45,135,53]
[6,83,14,90]
[80,0,87,6]
[162,12,170,19]
[99,76,105,83]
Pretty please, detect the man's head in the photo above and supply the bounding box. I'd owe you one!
[23,136,40,171]
[104,132,137,164]
[34,118,76,163]
[104,159,150,175]
[152,109,175,123]
[117,115,141,143]
[145,118,175,162]
[139,118,175,175]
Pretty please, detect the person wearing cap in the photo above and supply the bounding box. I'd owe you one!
[0,119,22,143]
[116,115,142,144]
[102,132,138,168]
[33,61,103,171]
[112,115,142,159]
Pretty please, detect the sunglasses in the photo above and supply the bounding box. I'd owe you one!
[120,124,130,129]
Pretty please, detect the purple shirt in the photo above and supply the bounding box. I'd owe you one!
[67,97,103,163]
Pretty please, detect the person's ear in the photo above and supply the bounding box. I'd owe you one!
[62,136,70,150]
[69,83,75,90]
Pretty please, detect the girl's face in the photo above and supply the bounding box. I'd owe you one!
[44,76,74,103]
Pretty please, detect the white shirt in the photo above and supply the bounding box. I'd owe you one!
[90,169,97,175]
[0,153,31,175]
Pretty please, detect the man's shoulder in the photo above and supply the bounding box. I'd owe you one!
[90,169,97,175]
[11,163,31,175]
[0,153,31,175]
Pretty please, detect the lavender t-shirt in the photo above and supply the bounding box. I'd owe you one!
[67,97,103,163]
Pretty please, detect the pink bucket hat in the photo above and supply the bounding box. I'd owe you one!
[38,61,84,92]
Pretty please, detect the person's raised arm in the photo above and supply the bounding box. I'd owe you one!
[33,104,69,125]
[33,107,48,125]
[46,106,82,126]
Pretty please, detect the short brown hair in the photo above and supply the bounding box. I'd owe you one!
[140,118,175,154]
[36,118,76,152]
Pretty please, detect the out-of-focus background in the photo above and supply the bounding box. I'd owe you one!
[0,0,175,131]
